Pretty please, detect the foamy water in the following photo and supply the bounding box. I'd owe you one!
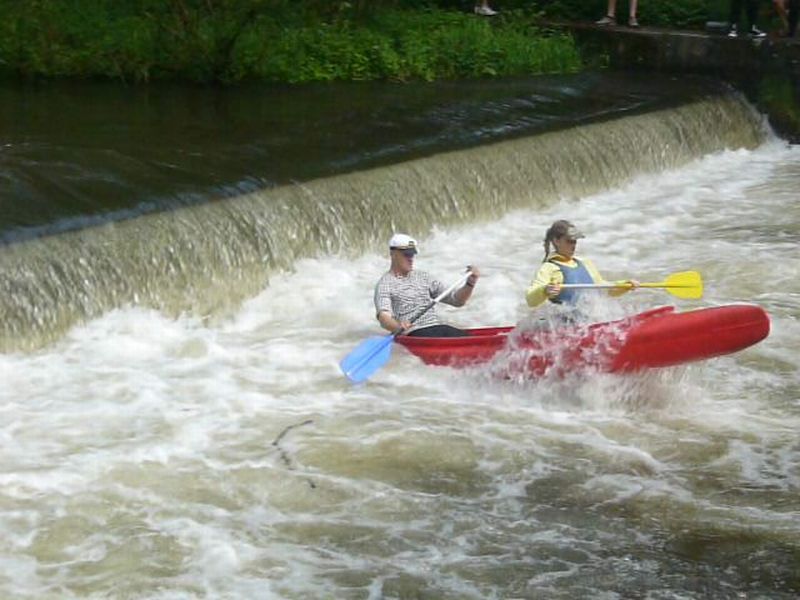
[1,139,799,598]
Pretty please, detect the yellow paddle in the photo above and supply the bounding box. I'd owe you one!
[560,270,703,299]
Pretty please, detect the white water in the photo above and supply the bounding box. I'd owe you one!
[2,139,799,598]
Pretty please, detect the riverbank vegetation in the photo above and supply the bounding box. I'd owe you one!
[758,75,800,142]
[0,0,726,85]
[0,1,583,84]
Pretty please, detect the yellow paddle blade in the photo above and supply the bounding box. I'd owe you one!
[641,270,703,299]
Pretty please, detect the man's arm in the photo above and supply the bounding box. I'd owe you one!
[377,310,410,333]
[436,268,481,307]
[452,268,480,305]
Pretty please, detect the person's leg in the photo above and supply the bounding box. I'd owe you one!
[596,0,617,24]
[775,0,789,34]
[745,0,767,35]
[628,0,639,26]
[789,0,799,35]
[745,0,759,28]
[407,325,469,338]
[729,0,743,24]
[728,0,743,34]
[474,0,497,16]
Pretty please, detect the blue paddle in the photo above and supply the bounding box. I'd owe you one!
[340,271,473,384]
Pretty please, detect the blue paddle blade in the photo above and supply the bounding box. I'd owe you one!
[340,335,395,383]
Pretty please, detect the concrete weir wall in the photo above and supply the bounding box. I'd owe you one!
[563,23,800,143]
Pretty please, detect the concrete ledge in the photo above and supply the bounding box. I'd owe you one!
[548,21,800,141]
[561,22,799,75]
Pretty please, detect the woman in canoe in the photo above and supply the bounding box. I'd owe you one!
[525,219,638,311]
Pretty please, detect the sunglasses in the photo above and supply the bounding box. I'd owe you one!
[401,249,417,258]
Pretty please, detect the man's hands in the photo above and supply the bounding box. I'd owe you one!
[466,266,480,287]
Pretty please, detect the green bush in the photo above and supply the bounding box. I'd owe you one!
[0,0,737,84]
[0,1,582,83]
[230,8,580,84]
[759,75,800,131]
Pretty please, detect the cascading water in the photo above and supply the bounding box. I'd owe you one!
[0,95,764,351]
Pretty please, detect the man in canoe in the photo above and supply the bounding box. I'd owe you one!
[374,233,480,337]
[526,220,638,311]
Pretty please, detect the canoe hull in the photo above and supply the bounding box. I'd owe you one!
[395,304,770,378]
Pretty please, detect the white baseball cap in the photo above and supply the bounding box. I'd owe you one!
[388,233,418,252]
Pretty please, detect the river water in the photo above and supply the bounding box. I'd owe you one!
[0,74,798,598]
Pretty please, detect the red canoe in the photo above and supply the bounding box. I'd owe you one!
[395,304,770,378]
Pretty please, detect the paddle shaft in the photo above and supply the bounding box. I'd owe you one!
[392,270,473,337]
[559,271,702,300]
[560,282,691,290]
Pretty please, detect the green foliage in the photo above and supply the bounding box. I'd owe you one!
[0,1,581,84]
[0,0,160,80]
[0,0,740,84]
[230,9,582,83]
[759,75,800,130]
[637,0,710,28]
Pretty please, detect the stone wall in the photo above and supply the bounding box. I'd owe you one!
[562,23,800,142]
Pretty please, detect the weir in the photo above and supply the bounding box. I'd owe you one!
[0,95,764,352]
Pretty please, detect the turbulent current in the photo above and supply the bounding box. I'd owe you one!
[0,76,798,598]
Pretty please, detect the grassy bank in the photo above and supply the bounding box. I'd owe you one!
[0,1,581,84]
[0,0,747,85]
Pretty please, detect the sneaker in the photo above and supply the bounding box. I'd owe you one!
[727,24,738,38]
[749,26,766,38]
[596,15,616,26]
[474,5,497,16]
[628,17,639,27]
